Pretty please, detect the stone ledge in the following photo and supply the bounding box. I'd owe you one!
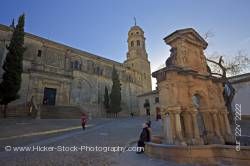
[145,142,250,166]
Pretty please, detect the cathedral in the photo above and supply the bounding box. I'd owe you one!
[0,23,152,117]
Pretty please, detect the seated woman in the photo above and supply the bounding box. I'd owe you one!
[137,123,150,154]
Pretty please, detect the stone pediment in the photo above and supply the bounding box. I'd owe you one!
[164,28,208,49]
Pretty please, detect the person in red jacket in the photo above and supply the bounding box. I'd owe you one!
[81,113,88,130]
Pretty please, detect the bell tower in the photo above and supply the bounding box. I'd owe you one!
[124,23,152,92]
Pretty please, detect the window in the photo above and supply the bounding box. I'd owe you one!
[131,33,133,35]
[96,66,100,74]
[136,32,139,34]
[131,41,134,47]
[74,61,79,69]
[72,60,81,70]
[155,97,159,103]
[137,40,140,46]
[144,99,150,108]
[37,50,42,57]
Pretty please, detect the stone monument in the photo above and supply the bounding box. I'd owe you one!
[152,28,233,145]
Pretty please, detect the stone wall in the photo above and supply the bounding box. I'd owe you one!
[145,142,250,166]
[0,24,151,116]
[138,90,160,117]
[229,74,250,116]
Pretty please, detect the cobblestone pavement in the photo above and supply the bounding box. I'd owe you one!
[0,117,182,166]
[0,118,109,138]
[0,118,111,151]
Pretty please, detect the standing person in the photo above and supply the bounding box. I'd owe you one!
[81,113,88,130]
[130,112,134,118]
[137,123,150,154]
[146,121,152,142]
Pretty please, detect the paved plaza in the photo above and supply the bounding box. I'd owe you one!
[1,116,250,165]
[0,117,185,166]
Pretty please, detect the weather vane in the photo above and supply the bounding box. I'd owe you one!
[133,17,137,26]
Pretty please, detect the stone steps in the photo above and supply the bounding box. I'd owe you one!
[40,105,82,119]
[0,105,28,118]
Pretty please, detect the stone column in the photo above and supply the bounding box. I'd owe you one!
[183,112,193,144]
[191,112,200,140]
[202,111,213,135]
[217,113,224,136]
[170,112,176,140]
[212,111,225,144]
[212,112,221,137]
[222,111,232,135]
[165,112,173,144]
[174,111,185,144]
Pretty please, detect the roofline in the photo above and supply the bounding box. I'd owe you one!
[163,28,208,49]
[228,72,250,84]
[137,90,159,97]
[0,24,124,67]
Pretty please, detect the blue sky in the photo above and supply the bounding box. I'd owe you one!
[1,0,250,88]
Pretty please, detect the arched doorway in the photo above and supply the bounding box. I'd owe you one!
[143,99,150,116]
[156,107,161,120]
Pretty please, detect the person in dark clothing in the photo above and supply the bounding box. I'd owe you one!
[137,123,150,154]
[146,120,151,128]
[81,113,88,130]
[130,112,134,117]
[146,121,152,141]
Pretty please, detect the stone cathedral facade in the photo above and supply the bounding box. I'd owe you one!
[0,24,152,116]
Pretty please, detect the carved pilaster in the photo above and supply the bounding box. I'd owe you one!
[212,111,225,144]
[173,111,186,145]
[222,111,232,135]
[169,112,176,140]
[191,112,200,140]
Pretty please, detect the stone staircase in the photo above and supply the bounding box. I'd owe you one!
[40,105,82,119]
[0,104,29,118]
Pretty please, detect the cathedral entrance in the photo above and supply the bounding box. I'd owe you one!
[43,87,57,105]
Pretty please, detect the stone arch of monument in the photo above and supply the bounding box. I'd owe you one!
[190,91,209,144]
[191,90,208,110]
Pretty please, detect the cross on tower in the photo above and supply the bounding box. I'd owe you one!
[133,17,137,26]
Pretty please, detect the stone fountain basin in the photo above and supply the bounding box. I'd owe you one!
[146,136,250,166]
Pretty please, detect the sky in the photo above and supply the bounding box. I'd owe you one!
[1,0,250,89]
